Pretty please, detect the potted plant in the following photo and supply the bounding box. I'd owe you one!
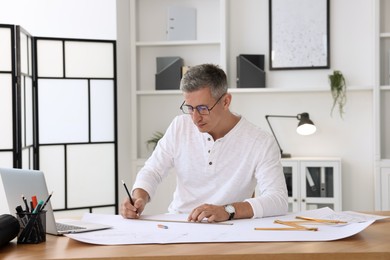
[146,131,164,150]
[328,70,347,118]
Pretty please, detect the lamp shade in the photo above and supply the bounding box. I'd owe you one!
[296,113,316,135]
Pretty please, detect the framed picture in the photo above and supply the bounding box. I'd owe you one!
[269,0,330,70]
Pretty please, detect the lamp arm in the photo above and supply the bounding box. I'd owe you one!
[265,115,298,156]
[265,115,282,155]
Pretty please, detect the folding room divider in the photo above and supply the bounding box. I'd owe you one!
[0,24,118,215]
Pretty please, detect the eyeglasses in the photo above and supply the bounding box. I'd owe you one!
[180,94,225,115]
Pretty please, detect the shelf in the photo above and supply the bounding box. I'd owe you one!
[380,86,390,90]
[283,157,341,161]
[229,86,373,93]
[305,197,336,203]
[137,90,182,96]
[136,40,221,47]
[380,33,390,38]
[136,86,373,96]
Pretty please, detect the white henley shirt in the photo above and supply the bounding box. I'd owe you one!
[133,114,288,218]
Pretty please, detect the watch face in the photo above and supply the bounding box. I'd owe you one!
[225,204,235,213]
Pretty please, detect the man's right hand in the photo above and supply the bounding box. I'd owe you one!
[120,189,149,219]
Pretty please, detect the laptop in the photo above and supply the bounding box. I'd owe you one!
[0,167,112,235]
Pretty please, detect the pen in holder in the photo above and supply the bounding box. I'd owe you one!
[16,210,46,244]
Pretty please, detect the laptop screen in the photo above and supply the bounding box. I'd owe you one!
[0,168,58,234]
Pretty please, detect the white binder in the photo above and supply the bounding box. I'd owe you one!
[306,168,316,192]
[166,6,197,41]
[320,167,327,197]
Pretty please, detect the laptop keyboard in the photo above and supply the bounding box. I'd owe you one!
[56,223,86,231]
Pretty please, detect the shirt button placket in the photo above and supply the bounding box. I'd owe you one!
[207,137,213,166]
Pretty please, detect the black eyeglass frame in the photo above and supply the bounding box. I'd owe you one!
[180,94,225,115]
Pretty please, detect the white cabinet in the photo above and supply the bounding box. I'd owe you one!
[380,167,390,209]
[281,158,342,213]
[375,0,390,210]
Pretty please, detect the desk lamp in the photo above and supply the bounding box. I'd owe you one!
[265,112,316,158]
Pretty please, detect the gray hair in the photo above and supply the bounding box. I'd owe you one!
[180,64,228,99]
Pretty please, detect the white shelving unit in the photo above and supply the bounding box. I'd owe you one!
[129,0,227,164]
[281,158,342,213]
[375,0,390,210]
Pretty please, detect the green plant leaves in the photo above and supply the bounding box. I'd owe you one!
[146,131,164,150]
[329,70,347,118]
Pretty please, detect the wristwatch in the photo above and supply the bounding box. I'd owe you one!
[224,204,235,220]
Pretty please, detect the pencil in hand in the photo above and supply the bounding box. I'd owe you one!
[121,180,138,215]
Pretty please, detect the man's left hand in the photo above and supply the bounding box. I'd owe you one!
[187,203,229,222]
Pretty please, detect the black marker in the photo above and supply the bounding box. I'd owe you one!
[15,205,28,226]
[21,195,29,212]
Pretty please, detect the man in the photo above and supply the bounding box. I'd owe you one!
[121,64,288,222]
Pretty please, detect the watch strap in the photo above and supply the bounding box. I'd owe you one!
[224,204,235,220]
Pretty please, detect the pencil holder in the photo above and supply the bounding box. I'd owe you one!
[16,211,46,244]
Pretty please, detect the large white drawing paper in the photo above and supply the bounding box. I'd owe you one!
[64,207,386,245]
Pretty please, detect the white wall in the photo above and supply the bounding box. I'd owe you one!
[0,0,116,39]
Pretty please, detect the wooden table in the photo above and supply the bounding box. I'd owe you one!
[1,212,389,260]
